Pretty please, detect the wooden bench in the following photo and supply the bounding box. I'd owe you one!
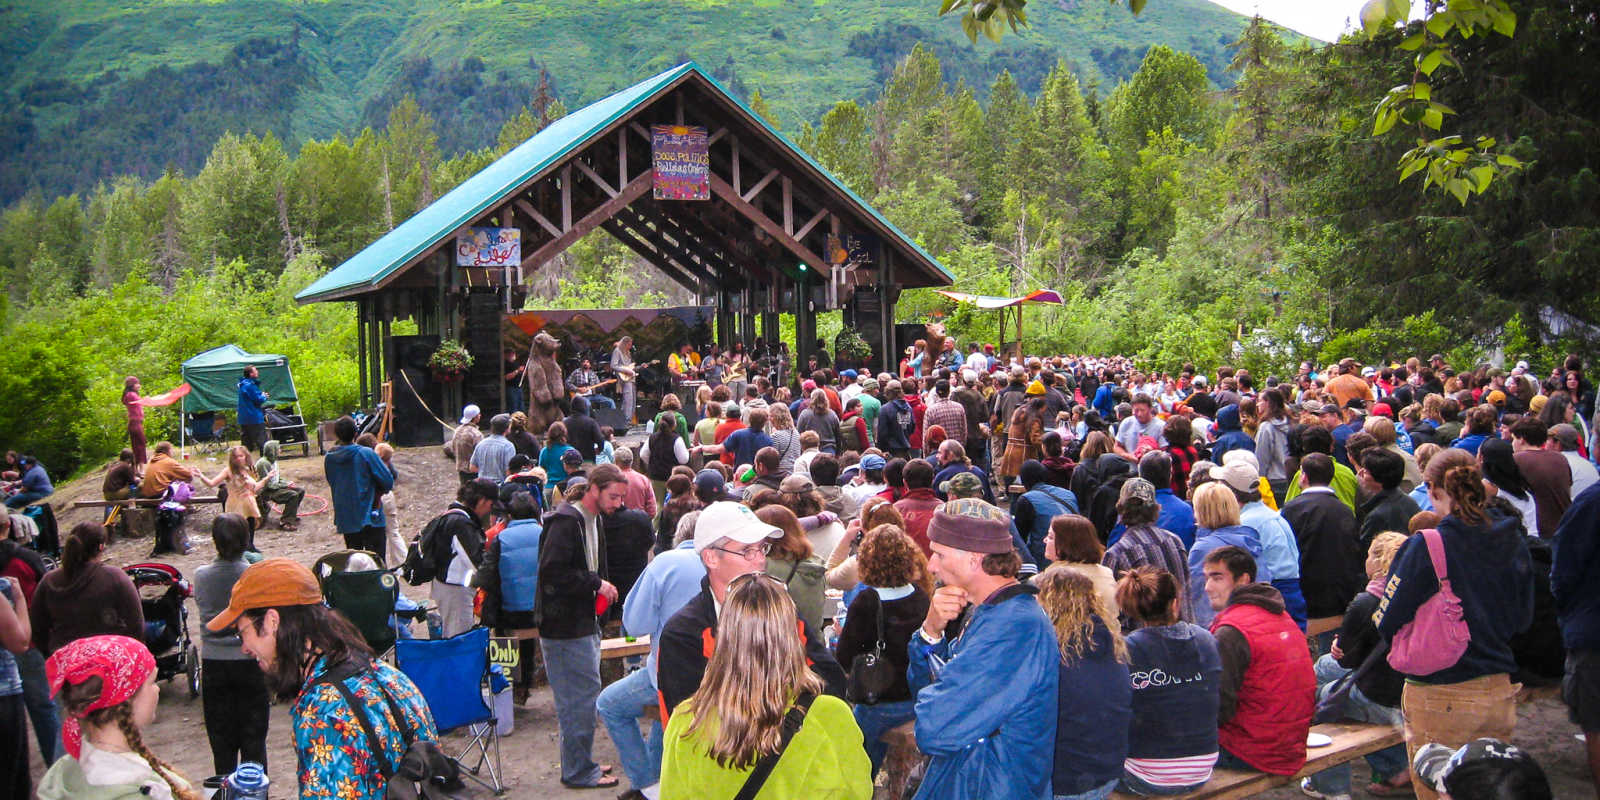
[507,628,651,660]
[70,496,223,509]
[879,721,1402,800]
[1307,616,1342,638]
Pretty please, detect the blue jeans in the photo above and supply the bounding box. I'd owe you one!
[1055,779,1118,800]
[543,635,603,786]
[1307,654,1406,795]
[588,394,616,410]
[4,491,47,509]
[17,649,60,764]
[852,698,916,774]
[596,665,662,790]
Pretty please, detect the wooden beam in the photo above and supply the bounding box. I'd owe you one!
[600,219,702,294]
[560,165,572,230]
[618,130,628,189]
[742,169,779,203]
[620,207,723,282]
[795,208,829,241]
[640,201,773,283]
[520,171,654,271]
[731,137,741,195]
[782,177,793,234]
[710,174,826,272]
[514,198,562,238]
[612,209,718,283]
[708,127,727,144]
[573,159,618,198]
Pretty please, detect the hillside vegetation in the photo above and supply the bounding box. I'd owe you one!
[0,0,1256,201]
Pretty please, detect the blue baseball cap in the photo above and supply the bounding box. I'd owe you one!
[861,454,887,471]
[841,369,858,379]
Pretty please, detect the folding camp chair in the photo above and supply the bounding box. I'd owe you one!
[395,627,504,794]
[314,550,402,656]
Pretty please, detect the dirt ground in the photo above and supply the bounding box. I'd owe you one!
[20,442,1598,798]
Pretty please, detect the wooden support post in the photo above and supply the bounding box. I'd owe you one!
[356,298,368,407]
[731,138,741,196]
[618,129,628,188]
[561,165,573,230]
[782,177,793,235]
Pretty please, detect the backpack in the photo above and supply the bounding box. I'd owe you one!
[1088,463,1136,540]
[840,416,863,453]
[402,510,468,587]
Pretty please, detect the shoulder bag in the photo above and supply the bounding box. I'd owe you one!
[732,692,818,800]
[845,589,898,705]
[1313,639,1388,724]
[1386,528,1471,676]
[318,665,479,800]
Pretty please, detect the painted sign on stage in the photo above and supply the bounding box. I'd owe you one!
[456,227,521,267]
[651,125,710,200]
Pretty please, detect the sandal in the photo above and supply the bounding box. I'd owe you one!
[1366,779,1415,797]
[562,774,620,789]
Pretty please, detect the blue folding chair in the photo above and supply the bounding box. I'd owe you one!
[394,627,505,794]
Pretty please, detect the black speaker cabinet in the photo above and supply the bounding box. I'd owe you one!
[387,334,445,447]
[593,406,631,435]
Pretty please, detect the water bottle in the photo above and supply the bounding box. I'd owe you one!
[224,761,269,799]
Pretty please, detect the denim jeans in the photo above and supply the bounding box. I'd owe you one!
[544,634,604,786]
[1307,653,1406,796]
[4,491,47,509]
[16,648,59,764]
[588,394,616,410]
[1055,779,1118,800]
[596,665,662,790]
[852,698,916,774]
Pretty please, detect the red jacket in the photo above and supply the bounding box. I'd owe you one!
[1211,588,1316,775]
[894,488,943,555]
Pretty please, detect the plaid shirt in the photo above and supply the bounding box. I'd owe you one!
[1102,524,1194,623]
[923,399,968,446]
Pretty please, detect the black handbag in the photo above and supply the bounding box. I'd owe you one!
[318,666,482,799]
[1313,639,1389,724]
[845,589,897,705]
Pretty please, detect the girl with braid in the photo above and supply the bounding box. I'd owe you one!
[37,634,197,799]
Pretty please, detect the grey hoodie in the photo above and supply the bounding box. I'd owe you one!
[1254,418,1292,482]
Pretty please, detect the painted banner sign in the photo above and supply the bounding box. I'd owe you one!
[651,125,710,200]
[456,227,521,267]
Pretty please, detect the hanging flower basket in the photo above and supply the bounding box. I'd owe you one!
[428,339,474,383]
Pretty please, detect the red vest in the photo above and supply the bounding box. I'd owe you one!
[1211,602,1316,775]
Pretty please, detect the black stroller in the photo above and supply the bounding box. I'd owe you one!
[126,562,200,697]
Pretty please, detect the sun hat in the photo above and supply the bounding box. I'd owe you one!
[693,501,782,553]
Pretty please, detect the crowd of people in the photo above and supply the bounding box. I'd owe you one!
[4,342,1596,800]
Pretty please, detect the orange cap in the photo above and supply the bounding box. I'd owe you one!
[205,558,323,632]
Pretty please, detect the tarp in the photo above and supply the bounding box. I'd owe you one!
[936,290,1065,309]
[179,345,298,414]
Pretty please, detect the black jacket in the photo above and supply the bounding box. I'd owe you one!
[1280,490,1367,618]
[603,509,654,612]
[537,503,608,640]
[656,577,848,717]
[563,411,605,462]
[1357,488,1421,548]
[1336,590,1403,707]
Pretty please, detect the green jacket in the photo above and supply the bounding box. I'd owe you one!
[254,439,290,491]
[1284,460,1359,513]
[660,693,871,800]
[37,755,176,800]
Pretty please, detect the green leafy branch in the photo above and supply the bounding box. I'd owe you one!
[1362,0,1525,203]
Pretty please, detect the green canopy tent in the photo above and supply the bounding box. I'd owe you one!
[180,345,301,453]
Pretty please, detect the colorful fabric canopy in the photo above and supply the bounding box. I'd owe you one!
[935,290,1064,309]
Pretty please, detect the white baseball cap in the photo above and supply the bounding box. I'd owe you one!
[693,501,782,553]
[459,404,481,425]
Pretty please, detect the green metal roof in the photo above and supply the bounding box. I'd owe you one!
[297,61,950,303]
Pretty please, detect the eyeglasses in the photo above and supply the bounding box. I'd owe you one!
[709,541,772,560]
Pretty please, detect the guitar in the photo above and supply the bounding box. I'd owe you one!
[575,378,618,396]
[613,359,660,383]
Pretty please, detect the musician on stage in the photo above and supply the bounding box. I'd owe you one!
[566,358,616,409]
[668,342,701,387]
[610,336,637,423]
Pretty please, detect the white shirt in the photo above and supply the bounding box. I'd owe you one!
[1564,451,1599,499]
[79,739,185,800]
[965,352,988,372]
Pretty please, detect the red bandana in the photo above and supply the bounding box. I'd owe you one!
[45,635,156,758]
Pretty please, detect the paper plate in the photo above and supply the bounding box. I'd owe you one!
[1307,732,1334,748]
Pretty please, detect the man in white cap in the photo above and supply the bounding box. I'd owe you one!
[654,501,846,718]
[1218,451,1307,629]
[449,404,482,486]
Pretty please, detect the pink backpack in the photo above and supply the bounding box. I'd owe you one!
[1386,528,1472,675]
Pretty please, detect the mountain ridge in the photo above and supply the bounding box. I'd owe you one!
[0,0,1258,201]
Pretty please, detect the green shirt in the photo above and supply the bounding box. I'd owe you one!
[1284,461,1359,513]
[660,694,871,800]
[857,394,881,437]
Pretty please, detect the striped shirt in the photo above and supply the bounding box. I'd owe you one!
[1124,753,1218,787]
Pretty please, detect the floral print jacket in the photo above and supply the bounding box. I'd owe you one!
[293,657,437,799]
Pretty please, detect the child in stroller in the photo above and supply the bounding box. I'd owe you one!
[125,562,200,696]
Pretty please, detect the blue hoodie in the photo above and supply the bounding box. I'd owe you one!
[1209,405,1255,462]
[237,375,268,425]
[1187,525,1271,628]
[1552,483,1600,651]
[323,443,393,534]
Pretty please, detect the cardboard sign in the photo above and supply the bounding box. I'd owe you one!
[651,125,710,200]
[488,637,521,671]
